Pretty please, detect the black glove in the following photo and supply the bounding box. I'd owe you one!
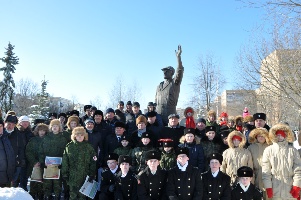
[109,184,115,192]
[57,165,62,169]
[88,176,94,183]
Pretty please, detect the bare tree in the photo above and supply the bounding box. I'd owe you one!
[107,75,126,108]
[13,78,39,115]
[240,0,301,16]
[235,18,301,127]
[124,80,141,103]
[89,95,103,110]
[190,53,226,113]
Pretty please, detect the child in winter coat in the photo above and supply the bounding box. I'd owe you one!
[131,132,157,174]
[62,127,96,200]
[178,128,205,172]
[62,116,79,143]
[262,123,301,199]
[221,130,253,186]
[26,123,48,199]
[39,119,67,199]
[160,140,177,170]
[114,135,133,157]
[247,128,271,199]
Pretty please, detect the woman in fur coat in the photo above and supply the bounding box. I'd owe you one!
[247,128,271,200]
[221,130,253,186]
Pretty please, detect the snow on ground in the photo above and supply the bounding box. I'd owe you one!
[0,188,33,200]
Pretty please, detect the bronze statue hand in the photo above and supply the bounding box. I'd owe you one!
[175,45,182,57]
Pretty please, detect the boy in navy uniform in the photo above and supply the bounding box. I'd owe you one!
[166,147,203,200]
[99,153,120,200]
[115,155,138,200]
[231,166,263,200]
[137,150,167,199]
[202,153,231,200]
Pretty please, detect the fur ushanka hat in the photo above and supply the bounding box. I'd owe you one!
[227,130,246,148]
[269,123,294,143]
[248,127,272,145]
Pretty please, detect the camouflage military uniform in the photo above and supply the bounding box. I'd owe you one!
[62,129,72,143]
[26,136,44,198]
[114,146,132,157]
[62,140,96,200]
[39,132,67,198]
[131,145,156,173]
[160,149,177,171]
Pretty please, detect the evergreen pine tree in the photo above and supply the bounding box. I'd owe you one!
[0,42,19,112]
[29,77,50,120]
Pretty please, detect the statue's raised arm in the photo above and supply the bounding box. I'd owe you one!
[174,45,184,85]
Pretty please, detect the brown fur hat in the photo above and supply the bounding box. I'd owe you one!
[227,130,246,148]
[71,126,88,141]
[207,110,216,119]
[67,116,80,130]
[269,123,294,143]
[136,115,147,125]
[248,128,271,145]
[243,115,254,123]
[235,115,243,125]
[49,119,63,132]
[33,123,49,136]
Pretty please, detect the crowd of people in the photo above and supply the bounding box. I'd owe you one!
[0,101,301,200]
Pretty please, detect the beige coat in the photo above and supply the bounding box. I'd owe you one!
[262,123,301,199]
[221,131,253,185]
[248,128,271,191]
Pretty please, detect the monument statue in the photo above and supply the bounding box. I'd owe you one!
[155,45,184,125]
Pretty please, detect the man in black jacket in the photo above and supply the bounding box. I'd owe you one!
[104,122,126,158]
[5,114,26,188]
[159,114,185,148]
[0,119,15,187]
[17,115,33,191]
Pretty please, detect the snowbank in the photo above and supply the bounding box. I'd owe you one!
[0,187,33,200]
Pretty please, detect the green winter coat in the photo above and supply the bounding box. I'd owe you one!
[39,132,67,165]
[114,146,133,157]
[62,140,96,187]
[25,136,44,176]
[160,149,177,171]
[62,129,72,143]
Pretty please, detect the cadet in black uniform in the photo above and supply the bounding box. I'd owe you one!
[99,153,120,200]
[137,150,167,200]
[231,166,263,200]
[115,155,138,200]
[166,147,203,200]
[201,153,231,200]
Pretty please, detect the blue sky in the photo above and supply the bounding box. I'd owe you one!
[0,1,265,111]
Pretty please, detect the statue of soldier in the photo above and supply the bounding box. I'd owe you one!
[155,45,184,126]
